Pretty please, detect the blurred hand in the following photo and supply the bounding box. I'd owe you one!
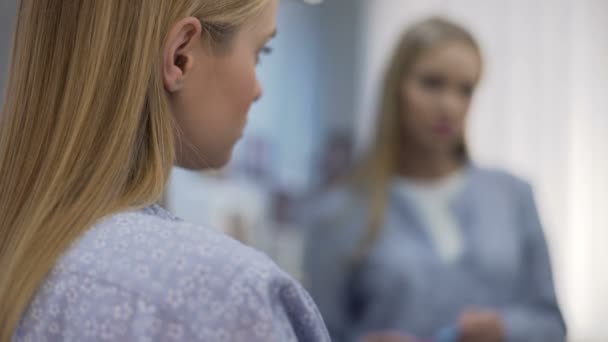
[458,309,505,342]
[362,332,412,342]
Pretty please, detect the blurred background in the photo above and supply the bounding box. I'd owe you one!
[1,0,606,341]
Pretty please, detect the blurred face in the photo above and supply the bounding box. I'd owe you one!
[400,41,481,156]
[163,0,278,169]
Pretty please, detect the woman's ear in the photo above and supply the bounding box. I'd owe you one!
[163,17,204,93]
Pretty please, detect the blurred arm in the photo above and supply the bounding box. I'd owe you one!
[302,220,354,342]
[502,184,566,342]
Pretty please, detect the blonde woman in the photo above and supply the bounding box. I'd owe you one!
[0,0,330,341]
[303,18,565,342]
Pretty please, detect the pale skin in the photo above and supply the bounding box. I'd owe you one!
[163,0,278,170]
[398,41,480,180]
[458,309,504,342]
[364,42,504,342]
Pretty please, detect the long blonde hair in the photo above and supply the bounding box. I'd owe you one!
[353,17,481,261]
[0,0,269,338]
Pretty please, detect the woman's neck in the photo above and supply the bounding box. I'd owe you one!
[397,149,462,181]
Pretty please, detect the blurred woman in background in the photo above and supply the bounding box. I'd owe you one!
[0,0,329,341]
[303,17,565,342]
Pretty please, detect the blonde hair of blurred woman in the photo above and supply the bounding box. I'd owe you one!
[0,0,269,338]
[353,17,482,261]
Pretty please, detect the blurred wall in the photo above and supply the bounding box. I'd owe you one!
[230,0,362,191]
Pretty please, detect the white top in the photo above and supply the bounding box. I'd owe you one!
[166,167,272,251]
[395,170,466,263]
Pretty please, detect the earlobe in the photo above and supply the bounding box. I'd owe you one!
[164,63,184,93]
[162,17,203,93]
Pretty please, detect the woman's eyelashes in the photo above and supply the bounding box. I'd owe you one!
[460,83,475,98]
[419,74,445,91]
[256,46,273,65]
[418,73,476,98]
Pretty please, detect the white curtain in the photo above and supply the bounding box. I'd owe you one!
[355,1,608,340]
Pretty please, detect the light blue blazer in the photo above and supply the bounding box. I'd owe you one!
[302,166,566,342]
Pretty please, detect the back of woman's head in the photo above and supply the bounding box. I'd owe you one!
[0,0,269,338]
